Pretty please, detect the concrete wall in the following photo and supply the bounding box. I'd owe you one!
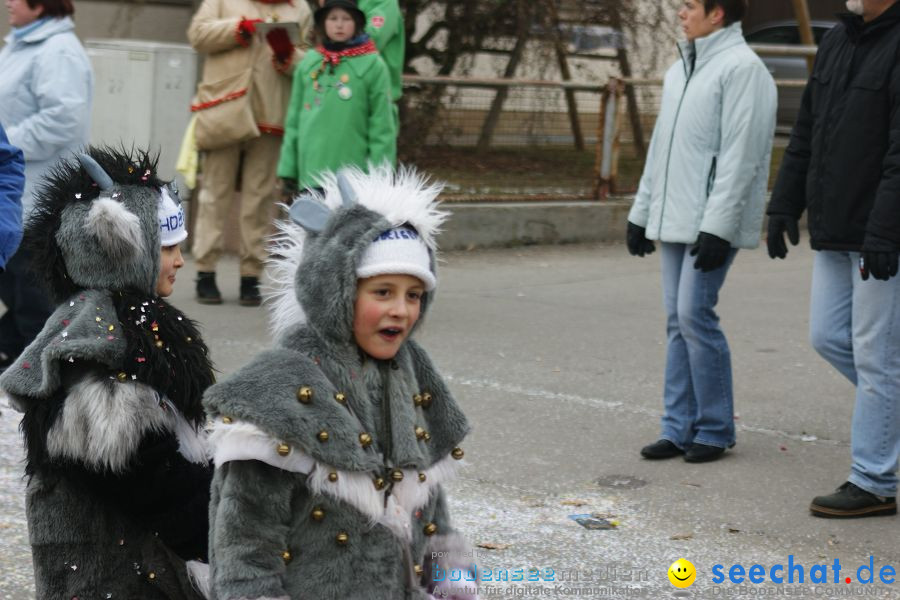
[0,1,196,43]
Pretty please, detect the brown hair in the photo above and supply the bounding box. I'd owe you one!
[26,0,74,18]
[704,0,747,26]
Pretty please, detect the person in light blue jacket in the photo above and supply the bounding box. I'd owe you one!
[626,0,776,463]
[0,124,25,274]
[0,0,93,370]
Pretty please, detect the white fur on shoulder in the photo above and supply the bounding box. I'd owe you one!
[85,196,144,258]
[47,375,171,472]
[186,560,211,599]
[207,420,316,473]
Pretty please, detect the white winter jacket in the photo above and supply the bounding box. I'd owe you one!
[628,23,776,249]
[0,17,93,216]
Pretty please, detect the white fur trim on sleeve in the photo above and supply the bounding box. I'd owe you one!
[47,375,172,472]
[186,560,211,599]
[207,420,316,474]
[165,398,209,465]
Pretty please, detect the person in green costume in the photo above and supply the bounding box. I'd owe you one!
[278,0,397,191]
[359,0,404,103]
[317,0,404,102]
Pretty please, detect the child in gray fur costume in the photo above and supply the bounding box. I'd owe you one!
[204,164,478,600]
[0,148,215,599]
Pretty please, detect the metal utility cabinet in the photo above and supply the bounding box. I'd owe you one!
[85,39,197,184]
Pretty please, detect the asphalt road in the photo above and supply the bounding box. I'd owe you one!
[2,240,898,599]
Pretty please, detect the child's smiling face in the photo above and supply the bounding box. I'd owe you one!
[353,274,424,360]
[324,7,356,43]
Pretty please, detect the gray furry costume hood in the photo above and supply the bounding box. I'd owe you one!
[0,148,214,600]
[204,165,475,600]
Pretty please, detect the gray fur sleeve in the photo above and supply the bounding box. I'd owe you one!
[209,460,299,600]
[0,290,126,408]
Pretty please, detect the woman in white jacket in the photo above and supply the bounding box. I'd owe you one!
[0,0,93,370]
[626,0,776,463]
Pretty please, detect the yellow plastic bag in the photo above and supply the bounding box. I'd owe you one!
[175,115,199,190]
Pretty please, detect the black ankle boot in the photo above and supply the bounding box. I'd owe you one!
[196,271,223,305]
[240,276,261,307]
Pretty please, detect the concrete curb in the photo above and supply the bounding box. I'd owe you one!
[441,199,633,251]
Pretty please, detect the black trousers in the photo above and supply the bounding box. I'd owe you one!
[0,247,52,360]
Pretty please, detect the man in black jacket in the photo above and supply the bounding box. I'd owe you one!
[767,0,900,518]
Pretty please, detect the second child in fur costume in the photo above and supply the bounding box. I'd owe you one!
[277,0,396,192]
[0,148,215,599]
[204,165,476,600]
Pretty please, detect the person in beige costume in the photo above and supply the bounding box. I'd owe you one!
[188,0,311,306]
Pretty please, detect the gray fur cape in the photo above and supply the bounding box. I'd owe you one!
[204,166,472,600]
[0,149,213,600]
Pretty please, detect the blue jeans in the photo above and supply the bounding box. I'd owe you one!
[809,250,900,497]
[658,242,738,450]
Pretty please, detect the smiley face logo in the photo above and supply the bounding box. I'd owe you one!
[668,558,696,588]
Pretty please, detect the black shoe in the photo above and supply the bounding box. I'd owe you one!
[196,271,223,305]
[810,482,897,518]
[239,276,262,307]
[640,439,684,460]
[684,443,728,463]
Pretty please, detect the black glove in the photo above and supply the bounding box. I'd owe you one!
[626,222,655,257]
[860,233,899,281]
[766,214,799,259]
[690,232,731,272]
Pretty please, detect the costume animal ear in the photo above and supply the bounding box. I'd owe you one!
[77,153,114,191]
[77,152,144,257]
[287,171,358,232]
[337,171,357,208]
[288,193,333,233]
